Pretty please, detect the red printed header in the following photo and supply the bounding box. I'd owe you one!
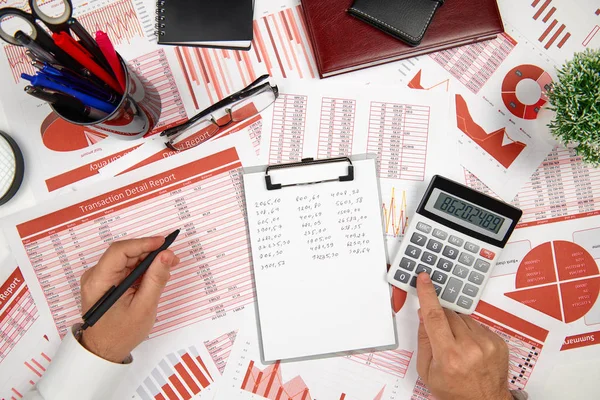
[561,331,600,351]
[18,147,240,239]
[0,267,25,315]
[475,300,549,343]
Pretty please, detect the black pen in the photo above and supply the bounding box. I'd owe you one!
[81,230,180,330]
[25,86,109,120]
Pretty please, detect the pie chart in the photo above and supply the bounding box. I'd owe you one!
[41,113,107,152]
[501,65,552,120]
[505,241,600,323]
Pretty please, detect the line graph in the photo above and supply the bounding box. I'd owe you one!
[75,0,144,45]
[407,70,450,92]
[242,360,312,400]
[382,188,409,237]
[455,94,526,169]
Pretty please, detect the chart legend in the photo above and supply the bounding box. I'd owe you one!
[456,94,526,169]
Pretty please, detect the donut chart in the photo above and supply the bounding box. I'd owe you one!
[501,65,552,120]
[505,241,600,323]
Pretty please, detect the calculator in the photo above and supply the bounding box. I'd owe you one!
[387,175,523,314]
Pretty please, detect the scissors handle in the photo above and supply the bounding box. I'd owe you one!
[28,0,73,34]
[0,8,44,46]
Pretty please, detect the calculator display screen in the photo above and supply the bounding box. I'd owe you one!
[432,192,506,234]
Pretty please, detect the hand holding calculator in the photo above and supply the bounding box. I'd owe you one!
[387,175,523,314]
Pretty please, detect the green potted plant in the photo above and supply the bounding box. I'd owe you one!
[547,48,600,166]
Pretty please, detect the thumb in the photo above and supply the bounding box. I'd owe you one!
[132,250,178,311]
[416,318,434,381]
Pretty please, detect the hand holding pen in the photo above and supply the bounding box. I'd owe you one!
[79,233,180,363]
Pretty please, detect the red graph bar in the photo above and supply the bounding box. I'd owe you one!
[160,383,178,400]
[241,360,254,389]
[174,362,200,394]
[155,394,165,400]
[253,371,264,394]
[531,0,540,6]
[24,361,41,377]
[539,19,558,42]
[557,31,570,48]
[11,388,22,398]
[168,374,191,400]
[533,0,552,20]
[545,24,566,49]
[181,353,210,388]
[196,356,213,381]
[301,389,309,400]
[265,361,280,396]
[41,352,51,362]
[340,394,347,400]
[264,18,286,78]
[543,7,556,22]
[174,48,199,110]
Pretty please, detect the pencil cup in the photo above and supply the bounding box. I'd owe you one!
[51,55,161,139]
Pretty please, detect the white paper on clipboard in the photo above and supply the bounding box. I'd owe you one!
[243,155,397,362]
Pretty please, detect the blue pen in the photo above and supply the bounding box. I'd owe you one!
[21,73,116,114]
[37,70,118,103]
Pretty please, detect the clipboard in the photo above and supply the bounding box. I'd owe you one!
[243,154,397,362]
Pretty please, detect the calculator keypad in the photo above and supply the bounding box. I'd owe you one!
[389,217,500,314]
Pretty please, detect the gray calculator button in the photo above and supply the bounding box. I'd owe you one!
[416,222,432,233]
[394,270,410,284]
[405,245,422,259]
[432,229,448,240]
[452,265,469,279]
[463,284,479,297]
[457,296,473,309]
[464,242,480,253]
[468,271,485,285]
[442,246,459,260]
[410,232,428,247]
[432,271,448,284]
[410,276,418,288]
[434,284,442,296]
[437,258,454,272]
[441,278,463,303]
[474,259,491,273]
[426,239,443,253]
[421,251,437,266]
[416,264,433,276]
[458,252,475,266]
[399,257,417,271]
[449,235,464,246]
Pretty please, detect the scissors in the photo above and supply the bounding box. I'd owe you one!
[0,0,73,46]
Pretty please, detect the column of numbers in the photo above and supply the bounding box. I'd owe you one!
[269,94,307,164]
[317,98,355,158]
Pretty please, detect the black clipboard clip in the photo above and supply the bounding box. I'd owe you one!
[265,157,354,191]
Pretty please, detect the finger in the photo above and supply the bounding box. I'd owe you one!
[444,309,471,338]
[416,273,454,354]
[125,252,150,268]
[132,250,177,311]
[95,237,165,277]
[416,321,433,379]
[459,314,486,333]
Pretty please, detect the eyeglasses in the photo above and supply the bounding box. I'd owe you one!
[160,74,279,152]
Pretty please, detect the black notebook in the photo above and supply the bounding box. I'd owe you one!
[156,0,254,49]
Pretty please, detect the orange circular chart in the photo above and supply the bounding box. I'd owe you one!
[501,65,552,120]
[41,113,107,152]
[505,241,600,323]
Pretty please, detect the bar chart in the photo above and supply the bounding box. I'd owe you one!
[135,345,215,400]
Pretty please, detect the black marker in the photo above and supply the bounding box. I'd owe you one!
[81,229,180,330]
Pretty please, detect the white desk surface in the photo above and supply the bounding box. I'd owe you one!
[0,9,599,400]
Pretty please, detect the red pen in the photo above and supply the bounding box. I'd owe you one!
[95,31,126,92]
[53,32,123,94]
